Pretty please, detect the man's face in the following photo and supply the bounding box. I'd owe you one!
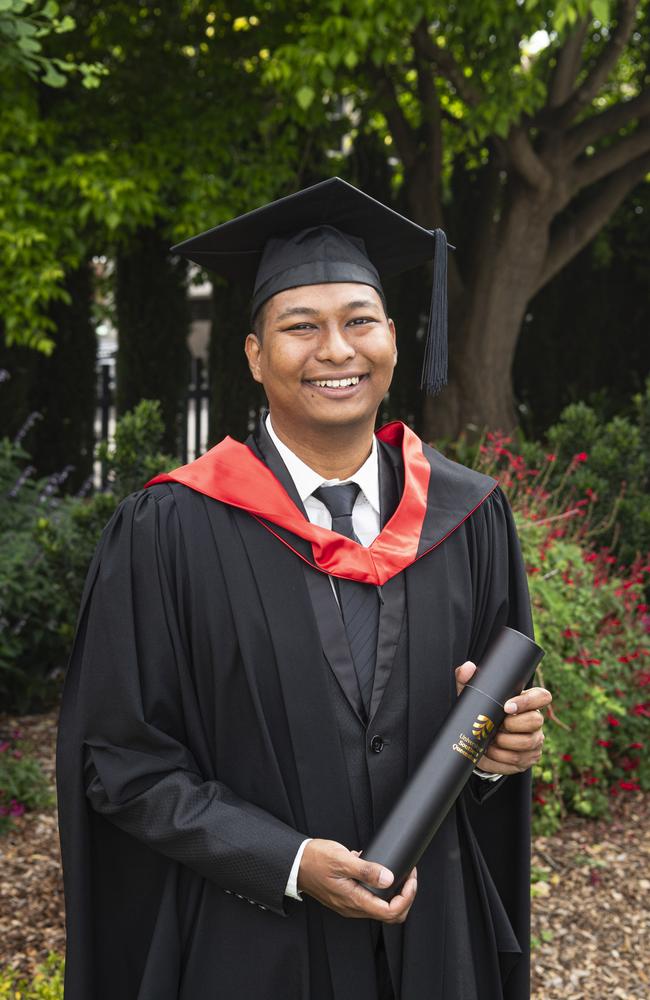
[245,282,397,435]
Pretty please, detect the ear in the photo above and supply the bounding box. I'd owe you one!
[245,333,263,384]
[388,318,398,364]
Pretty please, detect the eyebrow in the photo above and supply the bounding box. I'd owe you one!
[275,299,380,321]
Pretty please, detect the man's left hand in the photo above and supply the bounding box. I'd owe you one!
[455,661,552,775]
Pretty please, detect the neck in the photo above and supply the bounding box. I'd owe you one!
[269,414,375,480]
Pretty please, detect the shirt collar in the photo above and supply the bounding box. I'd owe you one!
[266,413,380,514]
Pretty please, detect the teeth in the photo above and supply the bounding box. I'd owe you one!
[310,376,361,388]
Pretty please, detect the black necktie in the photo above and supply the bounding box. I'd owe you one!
[313,483,379,716]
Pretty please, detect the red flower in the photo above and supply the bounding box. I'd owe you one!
[607,714,620,727]
[545,453,556,463]
[632,703,650,717]
[629,742,644,749]
[562,753,573,762]
[584,776,599,785]
[563,628,579,638]
[618,780,640,791]
[0,741,9,753]
[9,800,25,817]
[533,794,547,806]
[597,740,612,747]
[574,452,588,463]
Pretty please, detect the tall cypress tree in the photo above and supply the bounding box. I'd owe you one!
[0,264,96,492]
[115,227,189,456]
[209,279,263,444]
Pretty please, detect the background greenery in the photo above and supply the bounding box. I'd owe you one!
[1,0,649,465]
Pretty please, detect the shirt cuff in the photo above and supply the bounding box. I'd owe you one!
[285,838,312,900]
[473,767,503,782]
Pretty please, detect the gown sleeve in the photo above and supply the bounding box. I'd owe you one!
[465,484,535,805]
[57,487,305,917]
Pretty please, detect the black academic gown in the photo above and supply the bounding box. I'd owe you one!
[56,419,533,1000]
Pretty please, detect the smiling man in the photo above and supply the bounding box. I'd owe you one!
[57,178,551,1000]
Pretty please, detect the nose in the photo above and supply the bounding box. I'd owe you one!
[315,323,355,365]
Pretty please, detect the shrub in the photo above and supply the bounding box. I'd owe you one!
[473,434,649,834]
[0,954,64,999]
[0,729,54,836]
[0,438,72,712]
[0,400,176,713]
[449,376,650,568]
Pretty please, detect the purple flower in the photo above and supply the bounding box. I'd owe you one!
[13,410,42,446]
[0,741,10,753]
[9,801,25,817]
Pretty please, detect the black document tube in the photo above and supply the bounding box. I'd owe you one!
[363,625,544,900]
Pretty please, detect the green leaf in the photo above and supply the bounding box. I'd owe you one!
[591,0,610,23]
[41,65,67,87]
[296,85,315,110]
[55,14,75,33]
[343,49,358,69]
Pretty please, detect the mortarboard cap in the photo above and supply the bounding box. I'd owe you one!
[172,177,449,395]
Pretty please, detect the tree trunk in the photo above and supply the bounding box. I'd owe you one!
[424,186,554,440]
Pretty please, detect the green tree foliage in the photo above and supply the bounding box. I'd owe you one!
[1,1,325,454]
[0,0,103,87]
[262,0,650,437]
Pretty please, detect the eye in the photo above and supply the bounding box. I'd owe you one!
[348,316,376,326]
[284,322,318,331]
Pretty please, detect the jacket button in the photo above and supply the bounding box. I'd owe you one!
[370,734,384,753]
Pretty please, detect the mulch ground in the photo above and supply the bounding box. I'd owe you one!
[1,710,648,998]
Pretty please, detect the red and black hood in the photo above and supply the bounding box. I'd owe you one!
[146,421,497,586]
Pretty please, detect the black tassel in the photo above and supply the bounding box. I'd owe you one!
[420,228,448,396]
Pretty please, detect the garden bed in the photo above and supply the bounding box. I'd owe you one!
[1,709,648,998]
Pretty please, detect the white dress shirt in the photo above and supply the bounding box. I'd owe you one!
[265,415,499,902]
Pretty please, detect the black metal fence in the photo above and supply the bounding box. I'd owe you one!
[94,357,211,488]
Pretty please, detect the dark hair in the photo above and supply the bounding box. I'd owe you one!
[251,300,268,342]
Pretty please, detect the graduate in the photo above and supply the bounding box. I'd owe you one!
[56,178,552,1000]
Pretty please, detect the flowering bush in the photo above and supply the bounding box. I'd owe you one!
[451,376,650,566]
[472,433,649,834]
[0,954,63,999]
[1,399,175,713]
[0,730,53,836]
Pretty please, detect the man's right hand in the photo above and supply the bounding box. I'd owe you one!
[297,838,417,924]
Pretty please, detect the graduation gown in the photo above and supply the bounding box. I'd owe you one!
[56,419,533,1000]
